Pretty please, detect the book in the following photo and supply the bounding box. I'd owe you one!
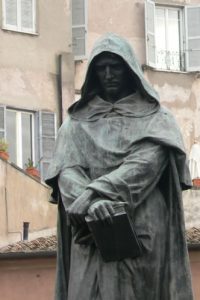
[85,204,143,262]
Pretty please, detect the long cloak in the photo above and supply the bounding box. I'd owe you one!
[45,33,194,300]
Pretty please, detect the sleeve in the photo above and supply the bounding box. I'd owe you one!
[45,117,90,204]
[58,166,92,211]
[86,140,168,210]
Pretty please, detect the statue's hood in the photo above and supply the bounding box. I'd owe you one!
[69,33,160,114]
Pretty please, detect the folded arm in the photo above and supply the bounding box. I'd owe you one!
[64,141,168,225]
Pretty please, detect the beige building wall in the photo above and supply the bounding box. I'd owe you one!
[0,256,56,300]
[0,0,74,119]
[0,253,199,300]
[0,159,57,247]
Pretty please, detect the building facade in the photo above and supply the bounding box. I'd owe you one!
[0,0,75,245]
[0,0,74,179]
[74,0,200,153]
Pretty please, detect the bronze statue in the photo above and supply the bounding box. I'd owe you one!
[46,33,194,300]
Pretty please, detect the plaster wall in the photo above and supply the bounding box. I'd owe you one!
[0,257,56,300]
[0,159,57,247]
[183,190,200,230]
[144,70,200,152]
[0,253,199,300]
[0,0,73,117]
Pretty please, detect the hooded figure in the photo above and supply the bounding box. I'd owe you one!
[46,33,194,300]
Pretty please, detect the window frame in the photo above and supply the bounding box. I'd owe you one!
[154,5,184,71]
[2,0,37,34]
[6,108,35,168]
[145,0,200,72]
[0,105,57,180]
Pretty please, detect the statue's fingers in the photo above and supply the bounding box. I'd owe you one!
[99,206,113,224]
[88,207,99,220]
[105,203,115,215]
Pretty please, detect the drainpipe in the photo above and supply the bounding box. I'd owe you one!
[59,52,75,123]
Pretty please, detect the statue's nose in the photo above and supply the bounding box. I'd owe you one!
[105,66,113,79]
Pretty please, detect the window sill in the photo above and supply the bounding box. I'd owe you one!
[142,64,200,76]
[74,55,88,62]
[2,27,39,37]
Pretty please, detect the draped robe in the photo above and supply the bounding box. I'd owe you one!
[46,94,193,300]
[45,33,194,300]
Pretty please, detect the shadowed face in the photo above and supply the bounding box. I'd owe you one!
[94,52,135,103]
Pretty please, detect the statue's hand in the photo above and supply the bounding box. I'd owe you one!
[87,200,115,224]
[67,190,93,226]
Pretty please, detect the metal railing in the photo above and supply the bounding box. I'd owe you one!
[156,50,185,71]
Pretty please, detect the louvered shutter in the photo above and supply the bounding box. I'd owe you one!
[72,0,87,60]
[21,0,35,33]
[0,106,6,139]
[185,6,200,71]
[2,0,18,30]
[145,0,156,67]
[38,111,57,180]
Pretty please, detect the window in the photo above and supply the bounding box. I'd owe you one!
[2,0,36,34]
[145,0,200,72]
[6,109,34,168]
[155,7,183,71]
[0,106,56,180]
[72,0,87,60]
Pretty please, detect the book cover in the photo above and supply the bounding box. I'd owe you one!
[85,204,143,262]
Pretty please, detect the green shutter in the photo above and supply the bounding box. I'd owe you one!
[72,0,87,59]
[38,111,57,180]
[145,0,156,68]
[185,5,200,71]
[0,105,6,139]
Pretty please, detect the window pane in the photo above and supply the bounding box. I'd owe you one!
[155,8,166,50]
[21,0,34,29]
[155,8,166,69]
[5,0,17,26]
[168,10,180,51]
[168,9,181,70]
[155,7,182,71]
[6,110,17,164]
[22,113,32,168]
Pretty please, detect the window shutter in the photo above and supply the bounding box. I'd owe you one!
[21,0,35,33]
[185,6,200,71]
[0,105,6,139]
[37,111,57,180]
[72,0,87,60]
[2,0,18,30]
[145,0,156,67]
